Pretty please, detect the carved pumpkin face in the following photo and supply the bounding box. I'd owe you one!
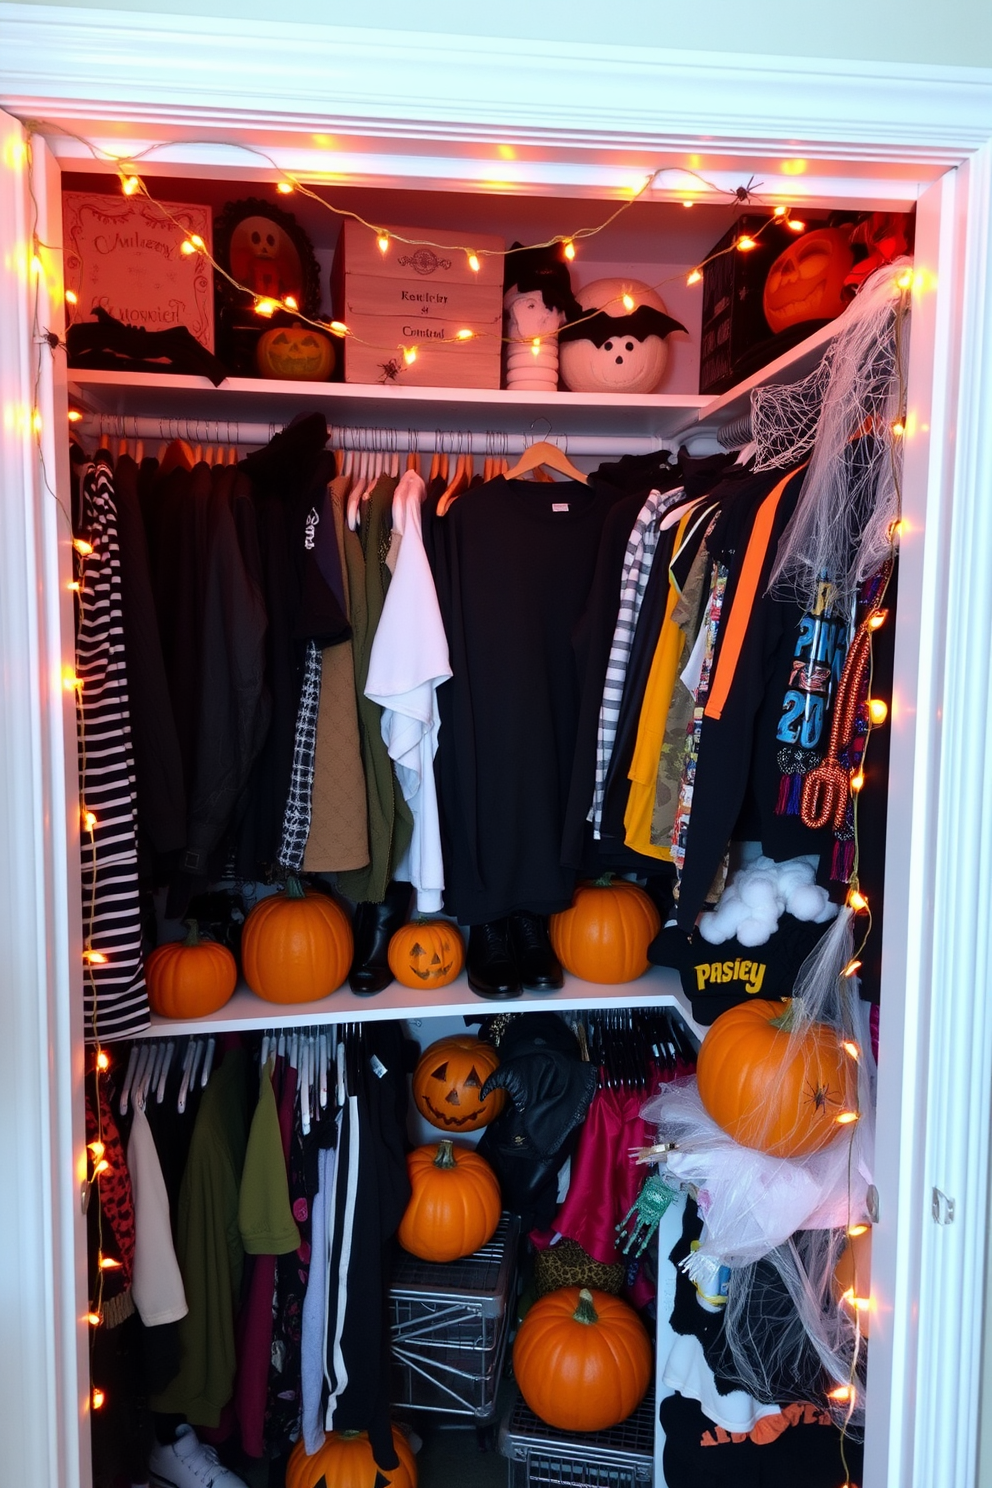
[256,325,335,381]
[411,1034,505,1132]
[388,920,464,990]
[763,228,855,335]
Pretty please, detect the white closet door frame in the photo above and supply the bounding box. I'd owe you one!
[3,15,992,1486]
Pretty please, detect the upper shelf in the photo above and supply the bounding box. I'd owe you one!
[146,964,705,1041]
[67,319,837,447]
[68,370,709,442]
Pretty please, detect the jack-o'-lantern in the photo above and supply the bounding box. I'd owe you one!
[763,228,855,335]
[412,1034,505,1132]
[256,323,335,381]
[559,278,685,395]
[387,920,464,990]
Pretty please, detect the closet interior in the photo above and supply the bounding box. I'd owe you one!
[57,147,913,1488]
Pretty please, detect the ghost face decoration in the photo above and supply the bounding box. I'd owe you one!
[559,278,686,394]
[504,290,566,343]
[411,1035,506,1133]
[763,228,855,335]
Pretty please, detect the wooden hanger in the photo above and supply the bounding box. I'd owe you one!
[437,450,473,516]
[504,439,587,484]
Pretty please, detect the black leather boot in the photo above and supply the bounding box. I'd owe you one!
[508,910,563,990]
[348,880,413,995]
[467,919,522,999]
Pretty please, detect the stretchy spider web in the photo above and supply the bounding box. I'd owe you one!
[752,259,910,615]
[642,910,875,1436]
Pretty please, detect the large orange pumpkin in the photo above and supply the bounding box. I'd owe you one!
[411,1034,505,1133]
[549,878,661,984]
[832,1226,872,1337]
[285,1426,417,1488]
[388,920,464,990]
[513,1286,652,1432]
[696,999,857,1158]
[241,876,352,1004]
[145,920,237,1019]
[398,1139,501,1263]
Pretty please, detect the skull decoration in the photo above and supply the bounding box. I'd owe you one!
[411,1034,506,1132]
[255,324,335,380]
[559,278,686,394]
[762,227,855,335]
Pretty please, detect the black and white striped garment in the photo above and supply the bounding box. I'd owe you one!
[277,638,322,871]
[76,462,150,1042]
[589,487,673,835]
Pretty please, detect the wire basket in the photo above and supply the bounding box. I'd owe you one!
[389,1213,519,1419]
[499,1389,656,1488]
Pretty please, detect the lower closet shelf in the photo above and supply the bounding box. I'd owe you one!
[146,965,704,1038]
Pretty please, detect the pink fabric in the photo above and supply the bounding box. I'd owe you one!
[554,1087,649,1267]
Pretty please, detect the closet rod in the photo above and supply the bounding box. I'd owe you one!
[76,413,668,458]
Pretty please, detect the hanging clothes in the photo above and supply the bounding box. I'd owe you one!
[334,475,414,904]
[150,1045,251,1428]
[76,460,150,1041]
[112,453,186,862]
[365,469,452,913]
[304,476,370,874]
[429,475,618,924]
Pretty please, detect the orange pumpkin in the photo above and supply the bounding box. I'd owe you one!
[145,920,237,1019]
[256,323,335,381]
[696,999,857,1158]
[832,1226,872,1337]
[285,1426,417,1488]
[549,877,661,984]
[241,876,352,1004]
[513,1286,652,1432]
[398,1139,501,1263]
[411,1034,505,1133]
[388,920,464,990]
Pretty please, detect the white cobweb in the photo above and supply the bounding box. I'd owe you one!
[751,259,911,615]
[642,909,875,1436]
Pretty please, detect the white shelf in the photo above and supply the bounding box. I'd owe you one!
[680,318,839,440]
[147,964,704,1040]
[68,370,708,442]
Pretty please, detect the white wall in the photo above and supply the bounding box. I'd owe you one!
[6,0,992,69]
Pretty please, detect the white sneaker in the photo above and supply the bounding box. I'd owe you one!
[148,1425,249,1488]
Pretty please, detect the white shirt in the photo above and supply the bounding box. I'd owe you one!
[365,470,452,912]
[127,1101,188,1327]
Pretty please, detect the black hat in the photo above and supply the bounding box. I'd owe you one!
[503,241,583,320]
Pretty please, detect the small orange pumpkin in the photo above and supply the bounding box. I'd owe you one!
[696,998,857,1158]
[388,920,464,990]
[832,1226,872,1337]
[256,323,335,381]
[513,1286,652,1432]
[398,1139,501,1263]
[145,920,237,1020]
[549,877,661,984]
[285,1426,417,1488]
[411,1034,505,1133]
[241,876,352,1004]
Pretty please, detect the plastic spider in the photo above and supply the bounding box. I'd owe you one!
[733,175,764,203]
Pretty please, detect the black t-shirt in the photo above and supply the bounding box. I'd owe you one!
[427,476,618,923]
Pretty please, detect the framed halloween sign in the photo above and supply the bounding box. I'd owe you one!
[62,190,215,351]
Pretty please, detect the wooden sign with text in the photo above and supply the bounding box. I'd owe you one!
[63,191,214,352]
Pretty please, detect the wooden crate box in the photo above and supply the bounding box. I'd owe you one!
[332,221,505,387]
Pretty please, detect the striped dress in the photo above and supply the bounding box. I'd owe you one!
[76,461,150,1041]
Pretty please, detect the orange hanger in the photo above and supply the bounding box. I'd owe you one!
[159,438,195,475]
[504,439,587,485]
[437,451,473,516]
